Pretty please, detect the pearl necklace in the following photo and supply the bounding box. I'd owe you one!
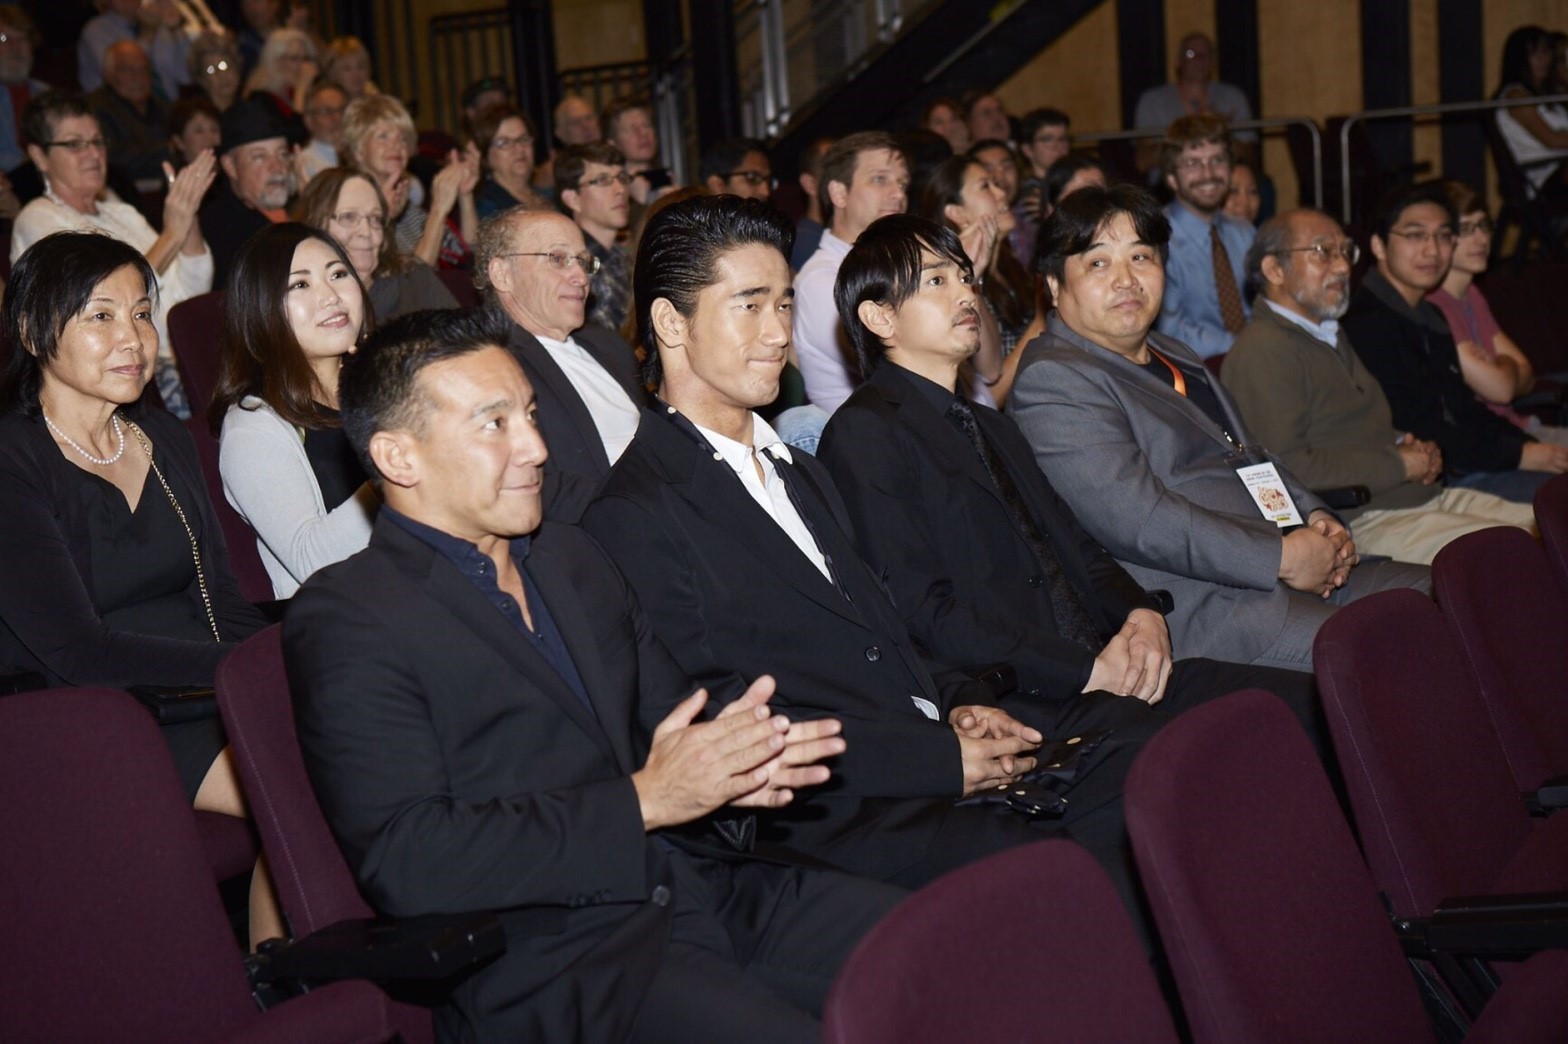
[43,411,126,466]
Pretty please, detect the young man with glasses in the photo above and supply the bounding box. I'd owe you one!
[475,206,644,521]
[1343,181,1568,503]
[556,141,633,333]
[1154,113,1255,359]
[699,138,774,201]
[1222,208,1535,563]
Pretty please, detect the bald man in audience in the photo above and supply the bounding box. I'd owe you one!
[1222,208,1535,564]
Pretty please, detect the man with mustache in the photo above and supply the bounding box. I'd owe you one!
[817,213,1320,742]
[1155,114,1253,360]
[1009,185,1429,672]
[199,97,295,284]
[1222,208,1535,564]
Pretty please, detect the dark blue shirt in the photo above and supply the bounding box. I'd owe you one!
[383,508,594,713]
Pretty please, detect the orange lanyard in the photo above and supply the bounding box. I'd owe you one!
[1147,347,1187,398]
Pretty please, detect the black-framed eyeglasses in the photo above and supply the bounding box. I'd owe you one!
[1388,227,1457,248]
[500,251,601,275]
[1457,217,1493,238]
[44,137,106,153]
[724,170,777,189]
[1277,242,1360,265]
[578,172,632,189]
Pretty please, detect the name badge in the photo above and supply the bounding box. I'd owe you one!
[1235,461,1304,527]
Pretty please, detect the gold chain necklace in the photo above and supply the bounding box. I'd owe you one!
[127,421,222,643]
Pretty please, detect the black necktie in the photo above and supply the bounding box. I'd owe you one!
[945,398,1103,651]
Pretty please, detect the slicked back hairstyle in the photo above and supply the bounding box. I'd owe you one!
[1158,112,1233,179]
[836,213,971,375]
[338,307,514,482]
[292,167,409,278]
[1,231,157,416]
[634,194,793,388]
[22,90,93,150]
[1369,179,1456,244]
[553,141,626,199]
[1036,183,1171,287]
[698,137,769,184]
[209,222,370,435]
[817,131,902,226]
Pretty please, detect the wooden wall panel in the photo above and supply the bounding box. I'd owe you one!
[1257,0,1362,210]
[995,2,1124,134]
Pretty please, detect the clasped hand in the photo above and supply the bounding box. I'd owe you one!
[950,704,1042,796]
[632,676,844,831]
[1083,607,1172,704]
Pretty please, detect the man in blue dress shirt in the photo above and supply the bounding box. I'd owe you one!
[1155,114,1256,360]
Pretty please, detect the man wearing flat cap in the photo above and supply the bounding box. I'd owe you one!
[199,96,296,284]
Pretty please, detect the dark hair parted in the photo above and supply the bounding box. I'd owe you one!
[1,232,157,415]
[634,194,793,388]
[208,223,370,435]
[553,141,626,199]
[817,131,903,227]
[698,137,768,184]
[292,166,409,279]
[835,213,972,375]
[916,155,1032,333]
[22,90,93,151]
[1035,183,1171,286]
[1368,179,1457,244]
[338,307,514,481]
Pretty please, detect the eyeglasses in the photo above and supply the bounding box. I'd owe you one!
[501,251,601,275]
[1457,217,1493,238]
[201,60,233,76]
[45,137,106,153]
[306,104,346,118]
[330,210,385,232]
[578,172,632,189]
[724,170,776,188]
[1175,154,1230,173]
[1277,242,1360,265]
[1388,227,1457,247]
[490,135,533,152]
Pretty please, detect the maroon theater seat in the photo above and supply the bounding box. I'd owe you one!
[168,290,228,419]
[1536,474,1568,592]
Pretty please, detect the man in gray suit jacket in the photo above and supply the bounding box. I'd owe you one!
[1008,185,1428,671]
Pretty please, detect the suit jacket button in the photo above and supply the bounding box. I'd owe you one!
[651,885,672,907]
[1028,576,1044,588]
[864,646,881,662]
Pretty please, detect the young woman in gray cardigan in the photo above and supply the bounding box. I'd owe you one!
[211,224,379,599]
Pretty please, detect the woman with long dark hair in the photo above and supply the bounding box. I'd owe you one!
[1494,25,1568,202]
[209,223,378,599]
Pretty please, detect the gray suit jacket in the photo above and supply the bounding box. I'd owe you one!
[1007,315,1328,665]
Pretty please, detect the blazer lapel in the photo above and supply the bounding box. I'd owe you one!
[508,326,612,472]
[876,367,1012,515]
[381,521,621,764]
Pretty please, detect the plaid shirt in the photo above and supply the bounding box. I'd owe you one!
[585,237,632,334]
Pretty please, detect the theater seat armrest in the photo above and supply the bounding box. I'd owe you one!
[252,911,511,983]
[1312,485,1371,511]
[1525,777,1568,816]
[1399,892,1568,959]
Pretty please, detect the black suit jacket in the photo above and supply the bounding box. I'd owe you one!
[285,516,704,1040]
[818,362,1159,701]
[582,407,1040,883]
[505,320,647,521]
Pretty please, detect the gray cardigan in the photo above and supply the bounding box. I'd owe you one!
[219,397,378,598]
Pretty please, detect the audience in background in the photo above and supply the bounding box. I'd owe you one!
[16,91,215,414]
[320,36,379,103]
[1493,25,1568,203]
[294,80,346,184]
[188,29,243,114]
[199,96,292,285]
[921,97,969,153]
[89,40,170,187]
[1133,31,1256,176]
[1428,178,1568,444]
[1224,156,1263,226]
[700,136,772,201]
[168,95,222,170]
[211,223,378,599]
[602,95,672,208]
[294,167,457,322]
[242,26,313,128]
[1344,180,1568,503]
[555,141,634,333]
[1156,114,1254,359]
[962,90,1013,146]
[0,7,48,196]
[472,102,550,218]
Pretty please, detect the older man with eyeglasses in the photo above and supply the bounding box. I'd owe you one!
[1342,181,1568,505]
[475,205,645,522]
[1222,207,1536,564]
